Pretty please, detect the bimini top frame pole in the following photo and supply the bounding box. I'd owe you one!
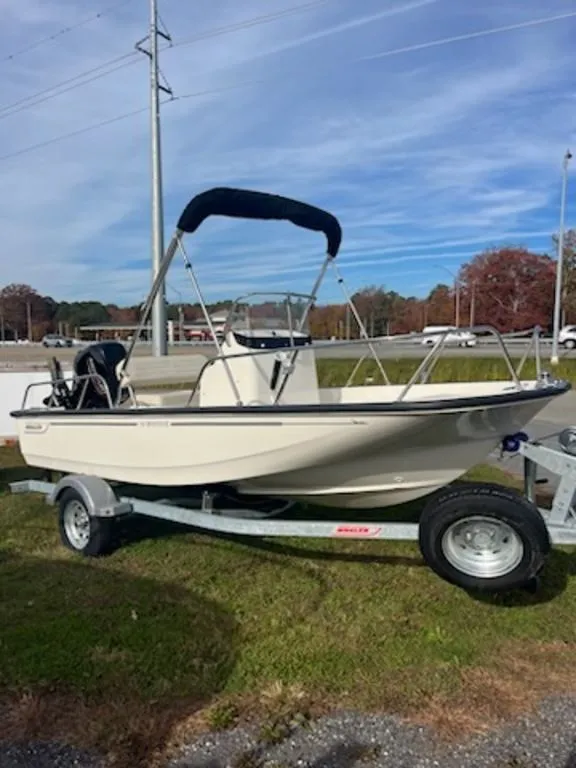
[124,231,182,369]
[121,186,343,389]
[176,238,244,405]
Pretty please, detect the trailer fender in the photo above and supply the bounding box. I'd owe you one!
[48,475,132,518]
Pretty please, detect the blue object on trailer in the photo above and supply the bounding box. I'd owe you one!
[502,432,530,453]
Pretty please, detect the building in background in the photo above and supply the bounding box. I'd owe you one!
[79,313,227,343]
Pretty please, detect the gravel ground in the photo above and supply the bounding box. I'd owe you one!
[0,740,105,768]
[168,696,576,768]
[1,695,576,767]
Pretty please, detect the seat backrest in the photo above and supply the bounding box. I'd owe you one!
[71,341,128,408]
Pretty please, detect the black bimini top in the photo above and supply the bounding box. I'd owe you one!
[176,187,342,258]
[10,380,571,418]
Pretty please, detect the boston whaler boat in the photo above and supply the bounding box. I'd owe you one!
[9,187,576,593]
[12,187,569,507]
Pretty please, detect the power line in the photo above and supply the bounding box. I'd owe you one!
[0,81,260,163]
[1,6,575,162]
[170,0,330,51]
[363,9,576,61]
[0,55,144,122]
[0,104,149,162]
[2,0,136,65]
[2,2,573,127]
[0,51,138,118]
[174,81,263,101]
[0,0,328,121]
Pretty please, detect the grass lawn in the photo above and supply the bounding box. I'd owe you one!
[2,442,576,767]
[315,356,576,387]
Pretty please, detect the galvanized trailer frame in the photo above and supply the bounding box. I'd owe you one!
[9,475,421,541]
[520,437,576,544]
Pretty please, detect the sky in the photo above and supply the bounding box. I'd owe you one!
[0,0,575,307]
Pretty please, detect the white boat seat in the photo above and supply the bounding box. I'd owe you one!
[121,353,208,387]
[134,389,199,407]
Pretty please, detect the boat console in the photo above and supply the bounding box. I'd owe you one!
[231,330,312,349]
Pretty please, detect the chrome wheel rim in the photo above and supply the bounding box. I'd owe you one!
[442,515,524,579]
[63,500,91,550]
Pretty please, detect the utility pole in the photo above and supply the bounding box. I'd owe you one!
[26,301,32,341]
[469,281,476,327]
[454,278,460,328]
[551,148,572,365]
[136,0,172,357]
[436,264,459,327]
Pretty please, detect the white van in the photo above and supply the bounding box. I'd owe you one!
[421,325,477,347]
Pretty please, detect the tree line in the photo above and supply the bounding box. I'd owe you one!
[1,232,575,341]
[313,231,576,338]
[0,286,234,342]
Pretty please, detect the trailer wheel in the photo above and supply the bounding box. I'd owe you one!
[58,488,113,557]
[418,483,550,593]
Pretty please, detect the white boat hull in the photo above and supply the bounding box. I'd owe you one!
[14,381,565,509]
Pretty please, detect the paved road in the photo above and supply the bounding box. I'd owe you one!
[2,339,575,369]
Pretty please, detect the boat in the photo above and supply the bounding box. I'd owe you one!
[11,187,570,509]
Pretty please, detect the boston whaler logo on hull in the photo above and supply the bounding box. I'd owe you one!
[24,422,48,433]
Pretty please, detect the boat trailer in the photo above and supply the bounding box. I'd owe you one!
[9,429,576,594]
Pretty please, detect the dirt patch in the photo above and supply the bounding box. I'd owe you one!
[0,689,207,768]
[409,640,576,740]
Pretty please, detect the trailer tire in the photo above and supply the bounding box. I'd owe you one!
[58,488,113,557]
[418,482,550,593]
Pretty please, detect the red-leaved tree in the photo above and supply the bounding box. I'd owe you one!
[425,284,455,326]
[459,247,555,332]
[390,297,425,334]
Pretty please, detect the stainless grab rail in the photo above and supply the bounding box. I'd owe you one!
[19,324,551,413]
[185,324,548,407]
[21,372,116,411]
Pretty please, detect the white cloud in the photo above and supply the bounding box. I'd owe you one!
[0,0,574,304]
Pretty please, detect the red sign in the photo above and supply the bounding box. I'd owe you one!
[333,525,382,538]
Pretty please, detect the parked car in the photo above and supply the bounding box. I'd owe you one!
[42,334,74,348]
[559,325,576,349]
[420,325,478,347]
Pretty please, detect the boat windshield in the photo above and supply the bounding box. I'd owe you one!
[225,292,313,336]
